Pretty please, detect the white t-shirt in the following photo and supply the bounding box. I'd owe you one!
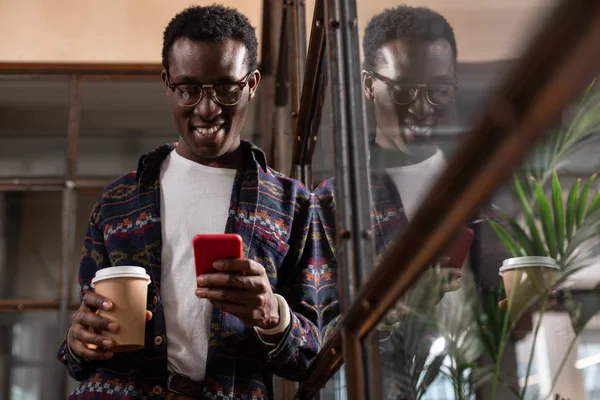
[384,149,447,220]
[159,150,237,381]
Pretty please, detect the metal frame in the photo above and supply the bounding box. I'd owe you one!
[293,0,600,397]
[290,0,327,188]
[322,0,376,399]
[288,0,308,181]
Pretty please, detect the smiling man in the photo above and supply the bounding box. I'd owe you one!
[56,5,333,400]
[317,6,462,343]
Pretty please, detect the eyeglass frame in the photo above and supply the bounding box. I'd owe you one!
[165,70,254,107]
[367,70,458,107]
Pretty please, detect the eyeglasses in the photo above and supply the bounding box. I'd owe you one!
[166,71,253,107]
[368,70,457,107]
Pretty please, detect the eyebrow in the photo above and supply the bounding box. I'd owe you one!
[171,74,240,84]
[389,74,456,83]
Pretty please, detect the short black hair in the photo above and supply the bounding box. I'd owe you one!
[363,5,457,71]
[162,4,258,73]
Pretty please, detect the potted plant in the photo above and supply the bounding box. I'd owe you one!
[484,78,600,400]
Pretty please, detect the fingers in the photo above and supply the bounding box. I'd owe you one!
[70,338,114,360]
[439,256,451,266]
[212,259,263,276]
[74,307,119,333]
[146,310,153,321]
[442,268,463,281]
[82,291,113,312]
[441,281,461,293]
[68,324,115,360]
[197,273,268,293]
[498,299,508,310]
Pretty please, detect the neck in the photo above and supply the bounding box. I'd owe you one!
[372,137,438,168]
[176,140,244,169]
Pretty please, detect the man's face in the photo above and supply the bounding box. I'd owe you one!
[162,37,260,168]
[363,39,456,153]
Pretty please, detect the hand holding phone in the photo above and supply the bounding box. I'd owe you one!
[442,226,475,269]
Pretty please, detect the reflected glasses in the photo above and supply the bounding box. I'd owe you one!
[166,71,253,107]
[368,70,457,107]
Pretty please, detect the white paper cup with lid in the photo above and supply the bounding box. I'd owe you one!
[91,266,151,352]
[499,256,560,319]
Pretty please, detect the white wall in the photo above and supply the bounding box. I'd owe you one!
[0,0,559,63]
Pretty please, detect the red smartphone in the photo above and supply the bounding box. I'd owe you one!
[442,226,475,269]
[192,234,244,277]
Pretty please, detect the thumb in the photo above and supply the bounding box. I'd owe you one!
[145,310,153,321]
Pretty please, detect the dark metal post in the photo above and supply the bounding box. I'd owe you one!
[324,0,375,398]
[256,0,282,160]
[272,3,292,173]
[57,74,82,399]
[292,0,327,188]
[288,0,307,179]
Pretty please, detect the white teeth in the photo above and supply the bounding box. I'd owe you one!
[408,124,430,134]
[195,125,222,135]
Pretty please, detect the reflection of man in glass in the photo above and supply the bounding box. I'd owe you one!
[316,5,462,297]
[363,5,458,222]
[316,8,471,397]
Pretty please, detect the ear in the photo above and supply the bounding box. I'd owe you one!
[161,70,170,95]
[362,70,375,101]
[247,70,262,100]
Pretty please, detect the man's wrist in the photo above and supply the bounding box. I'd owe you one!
[66,328,84,364]
[254,294,291,337]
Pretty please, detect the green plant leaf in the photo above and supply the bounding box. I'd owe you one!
[514,175,546,256]
[418,354,446,398]
[507,218,534,256]
[566,179,581,241]
[577,173,597,227]
[552,171,566,256]
[587,192,600,217]
[490,221,522,257]
[565,283,600,334]
[535,179,559,259]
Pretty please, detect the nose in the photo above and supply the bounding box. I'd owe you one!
[407,88,434,120]
[193,89,222,120]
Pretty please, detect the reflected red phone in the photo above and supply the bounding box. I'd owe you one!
[443,226,475,269]
[193,234,244,277]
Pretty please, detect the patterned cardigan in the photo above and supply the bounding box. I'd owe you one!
[56,141,337,400]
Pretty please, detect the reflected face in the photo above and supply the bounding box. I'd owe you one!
[363,39,456,153]
[162,37,260,168]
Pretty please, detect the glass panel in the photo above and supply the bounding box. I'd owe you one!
[0,191,95,303]
[0,312,79,400]
[77,79,175,178]
[311,1,600,399]
[0,75,69,178]
[0,192,62,300]
[320,367,348,400]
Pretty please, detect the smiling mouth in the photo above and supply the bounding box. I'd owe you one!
[406,124,432,135]
[193,123,225,135]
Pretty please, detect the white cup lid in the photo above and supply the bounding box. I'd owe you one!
[499,256,559,274]
[91,266,151,287]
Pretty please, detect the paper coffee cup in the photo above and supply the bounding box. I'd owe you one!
[499,257,560,320]
[91,266,151,352]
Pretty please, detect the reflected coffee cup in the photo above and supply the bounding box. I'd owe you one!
[91,266,151,352]
[499,256,560,321]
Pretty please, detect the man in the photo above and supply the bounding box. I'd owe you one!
[317,5,462,314]
[57,5,334,399]
[316,8,469,397]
